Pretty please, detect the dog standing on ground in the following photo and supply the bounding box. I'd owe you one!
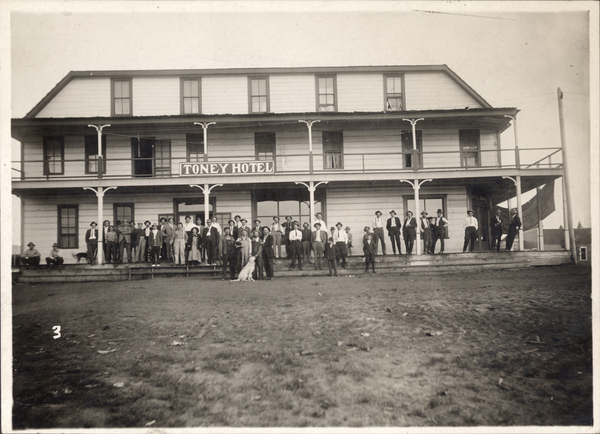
[72,252,88,263]
[234,256,256,281]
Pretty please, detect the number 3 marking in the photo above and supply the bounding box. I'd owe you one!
[52,326,61,339]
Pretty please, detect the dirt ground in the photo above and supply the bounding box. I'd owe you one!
[11,264,592,429]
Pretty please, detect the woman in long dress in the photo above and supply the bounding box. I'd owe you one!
[236,229,252,271]
[188,227,202,265]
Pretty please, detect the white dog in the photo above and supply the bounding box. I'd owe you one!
[234,256,256,281]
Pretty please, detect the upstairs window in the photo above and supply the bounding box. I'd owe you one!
[186,134,204,162]
[249,77,269,113]
[112,78,132,116]
[385,76,404,111]
[401,130,423,168]
[43,136,64,175]
[57,205,78,248]
[255,132,276,161]
[317,76,336,112]
[181,78,201,114]
[322,131,343,169]
[85,135,107,174]
[459,129,480,167]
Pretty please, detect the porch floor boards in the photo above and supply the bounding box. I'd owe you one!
[15,251,572,283]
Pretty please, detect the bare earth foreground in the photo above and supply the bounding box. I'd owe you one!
[12,264,592,429]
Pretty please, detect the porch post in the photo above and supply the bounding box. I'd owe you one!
[400,178,432,255]
[299,120,320,174]
[83,186,117,265]
[189,183,223,223]
[516,175,524,251]
[537,186,544,251]
[562,177,570,251]
[295,181,329,229]
[194,122,216,162]
[88,124,110,179]
[402,118,424,169]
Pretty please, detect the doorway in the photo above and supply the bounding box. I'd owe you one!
[173,197,216,226]
[473,204,490,251]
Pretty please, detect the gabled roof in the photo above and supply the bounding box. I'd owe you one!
[24,64,493,119]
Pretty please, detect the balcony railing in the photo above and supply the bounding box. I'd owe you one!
[12,147,563,182]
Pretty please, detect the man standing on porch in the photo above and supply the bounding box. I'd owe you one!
[386,210,402,255]
[403,211,417,254]
[311,222,327,270]
[85,222,99,264]
[431,209,448,254]
[334,222,349,268]
[490,209,503,253]
[288,221,303,270]
[372,211,387,255]
[271,216,283,258]
[506,208,522,252]
[420,211,432,254]
[314,212,327,231]
[462,210,478,253]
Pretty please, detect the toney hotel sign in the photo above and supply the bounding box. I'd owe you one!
[180,161,274,176]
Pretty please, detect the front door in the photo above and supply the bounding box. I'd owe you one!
[174,197,216,226]
[473,204,490,251]
[132,138,154,177]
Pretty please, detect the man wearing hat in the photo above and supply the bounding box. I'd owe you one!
[203,219,220,265]
[283,215,293,258]
[239,219,252,240]
[462,210,478,253]
[403,211,418,254]
[490,209,503,253]
[506,208,522,251]
[46,243,64,269]
[314,212,327,232]
[252,219,262,236]
[116,220,133,264]
[85,222,99,264]
[148,223,164,266]
[261,226,275,280]
[288,221,303,270]
[301,222,313,264]
[420,211,432,254]
[21,242,41,268]
[139,220,152,262]
[386,210,402,255]
[221,226,237,280]
[333,222,349,268]
[102,220,111,262]
[311,222,327,270]
[183,216,197,262]
[430,209,448,254]
[271,216,283,258]
[372,211,387,255]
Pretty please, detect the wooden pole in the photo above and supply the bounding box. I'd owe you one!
[562,177,570,251]
[516,175,524,251]
[557,87,578,264]
[537,186,544,251]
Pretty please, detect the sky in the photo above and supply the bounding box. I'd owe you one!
[4,1,598,245]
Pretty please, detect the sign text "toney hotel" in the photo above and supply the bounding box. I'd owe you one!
[180,161,274,176]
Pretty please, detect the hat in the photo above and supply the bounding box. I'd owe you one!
[90,221,97,226]
[185,215,191,219]
[151,224,158,228]
[254,220,261,224]
[375,210,382,215]
[52,243,59,247]
[241,218,248,223]
[421,211,428,216]
[293,221,300,226]
[390,210,396,215]
[345,226,351,230]
[27,242,35,247]
[467,209,474,214]
[145,220,151,225]
[510,208,517,213]
[159,217,167,222]
[285,215,292,220]
[103,220,110,224]
[224,226,231,232]
[235,215,241,219]
[303,222,309,227]
[263,226,271,232]
[336,222,343,227]
[314,222,321,228]
[228,219,235,224]
[406,211,413,216]
[273,216,279,220]
[436,209,443,213]
[364,226,370,231]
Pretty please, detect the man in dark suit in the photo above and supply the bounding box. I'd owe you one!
[430,209,448,254]
[386,210,402,255]
[148,223,164,266]
[202,219,220,265]
[505,208,522,251]
[116,220,132,264]
[85,222,99,264]
[261,227,275,280]
[102,220,111,262]
[403,211,417,254]
[490,208,503,252]
[311,222,327,270]
[221,226,237,280]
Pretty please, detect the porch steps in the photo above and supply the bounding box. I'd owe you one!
[15,251,572,283]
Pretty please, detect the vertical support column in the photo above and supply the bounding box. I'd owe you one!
[194,122,216,162]
[402,118,424,170]
[98,187,103,264]
[309,181,315,229]
[204,183,210,222]
[414,178,421,254]
[299,120,320,174]
[516,175,524,251]
[562,177,570,251]
[536,186,544,251]
[513,115,520,169]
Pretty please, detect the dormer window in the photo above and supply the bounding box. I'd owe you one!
[112,78,132,116]
[249,77,269,114]
[181,78,201,114]
[385,75,404,111]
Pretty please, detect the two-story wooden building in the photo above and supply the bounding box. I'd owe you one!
[11,65,565,263]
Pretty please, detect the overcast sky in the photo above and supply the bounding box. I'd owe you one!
[5,1,597,242]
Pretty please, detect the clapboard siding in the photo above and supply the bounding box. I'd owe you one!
[405,72,482,111]
[106,135,132,177]
[337,74,384,113]
[132,77,180,116]
[422,130,461,168]
[202,76,248,114]
[270,75,315,113]
[480,130,499,167]
[36,78,111,118]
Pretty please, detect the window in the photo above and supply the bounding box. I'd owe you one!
[181,78,201,114]
[112,78,132,116]
[460,129,480,167]
[131,138,171,177]
[404,195,449,238]
[249,77,269,113]
[254,189,323,228]
[401,130,423,168]
[154,140,171,177]
[43,136,64,175]
[385,76,404,111]
[186,134,204,162]
[114,203,134,224]
[57,205,78,248]
[317,76,336,112]
[255,132,276,164]
[85,135,107,174]
[322,131,343,169]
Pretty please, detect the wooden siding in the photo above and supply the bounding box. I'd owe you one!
[326,185,468,254]
[479,129,499,167]
[202,76,248,114]
[132,77,180,116]
[269,75,315,113]
[405,72,482,111]
[36,78,111,118]
[337,74,384,113]
[422,129,461,168]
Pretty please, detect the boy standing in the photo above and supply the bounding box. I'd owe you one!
[363,232,377,273]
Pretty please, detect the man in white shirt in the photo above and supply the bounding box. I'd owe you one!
[288,221,303,270]
[333,222,348,268]
[372,211,387,255]
[271,216,284,258]
[314,212,327,231]
[462,209,478,253]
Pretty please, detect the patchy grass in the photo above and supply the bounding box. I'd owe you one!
[12,265,592,428]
